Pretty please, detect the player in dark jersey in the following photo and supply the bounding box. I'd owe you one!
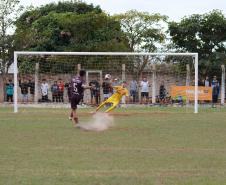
[68,70,90,127]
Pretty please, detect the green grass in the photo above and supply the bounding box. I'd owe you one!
[0,107,226,185]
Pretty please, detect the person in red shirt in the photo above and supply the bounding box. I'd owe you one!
[58,79,65,102]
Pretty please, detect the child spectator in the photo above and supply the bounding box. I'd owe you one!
[6,79,14,102]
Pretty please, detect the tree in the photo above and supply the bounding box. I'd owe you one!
[169,10,226,78]
[0,0,23,100]
[14,1,128,52]
[0,0,22,72]
[114,10,167,78]
[14,1,130,74]
[115,10,167,52]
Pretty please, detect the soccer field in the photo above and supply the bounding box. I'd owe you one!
[0,107,226,185]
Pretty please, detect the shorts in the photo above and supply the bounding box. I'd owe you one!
[103,93,110,99]
[91,91,97,98]
[130,90,136,97]
[141,92,149,98]
[71,95,82,110]
[22,94,28,101]
[159,94,166,100]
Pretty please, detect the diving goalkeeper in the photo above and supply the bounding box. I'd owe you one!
[96,82,129,113]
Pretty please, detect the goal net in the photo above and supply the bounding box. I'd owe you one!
[13,52,199,113]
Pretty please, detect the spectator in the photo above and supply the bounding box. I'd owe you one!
[28,79,35,102]
[89,79,100,105]
[204,76,210,87]
[129,78,138,103]
[102,76,112,101]
[58,79,65,102]
[198,78,203,86]
[159,81,166,104]
[121,81,128,106]
[65,82,71,102]
[140,77,150,104]
[6,79,14,102]
[211,76,220,108]
[41,79,49,102]
[112,78,120,93]
[19,79,29,103]
[51,81,59,102]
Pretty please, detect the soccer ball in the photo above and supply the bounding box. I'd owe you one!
[105,74,111,80]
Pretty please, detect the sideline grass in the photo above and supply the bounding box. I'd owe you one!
[0,107,226,185]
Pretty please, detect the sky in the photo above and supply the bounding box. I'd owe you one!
[19,0,226,21]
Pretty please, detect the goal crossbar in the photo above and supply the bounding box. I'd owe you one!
[13,51,199,113]
[14,51,197,56]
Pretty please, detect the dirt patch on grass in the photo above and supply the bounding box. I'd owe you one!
[78,112,169,117]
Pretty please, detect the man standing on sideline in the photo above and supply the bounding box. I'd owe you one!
[204,76,210,87]
[41,79,49,102]
[19,78,29,104]
[140,77,150,104]
[28,79,35,102]
[58,79,65,102]
[129,78,138,103]
[159,81,166,105]
[102,75,112,101]
[69,70,91,127]
[112,78,120,93]
[211,76,220,108]
[51,81,59,102]
[89,78,100,106]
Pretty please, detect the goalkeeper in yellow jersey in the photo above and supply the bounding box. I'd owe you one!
[96,82,129,113]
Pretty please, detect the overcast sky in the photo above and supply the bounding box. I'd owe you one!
[20,0,226,21]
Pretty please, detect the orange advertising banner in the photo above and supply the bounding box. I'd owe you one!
[170,86,212,100]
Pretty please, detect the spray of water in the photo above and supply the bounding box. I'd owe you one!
[78,112,114,131]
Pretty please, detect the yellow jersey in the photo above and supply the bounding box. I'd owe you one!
[107,86,129,103]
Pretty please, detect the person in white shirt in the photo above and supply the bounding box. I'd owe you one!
[204,76,210,87]
[140,77,150,104]
[41,79,49,102]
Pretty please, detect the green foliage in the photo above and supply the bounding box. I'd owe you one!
[114,10,167,79]
[169,10,226,77]
[14,1,130,74]
[115,10,167,52]
[14,1,129,52]
[18,58,35,74]
[0,0,23,74]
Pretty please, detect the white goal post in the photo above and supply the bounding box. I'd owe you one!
[13,51,199,113]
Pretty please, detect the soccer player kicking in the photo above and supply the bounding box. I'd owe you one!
[69,70,90,127]
[96,82,129,113]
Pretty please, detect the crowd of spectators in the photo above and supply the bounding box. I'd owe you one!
[3,75,224,107]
